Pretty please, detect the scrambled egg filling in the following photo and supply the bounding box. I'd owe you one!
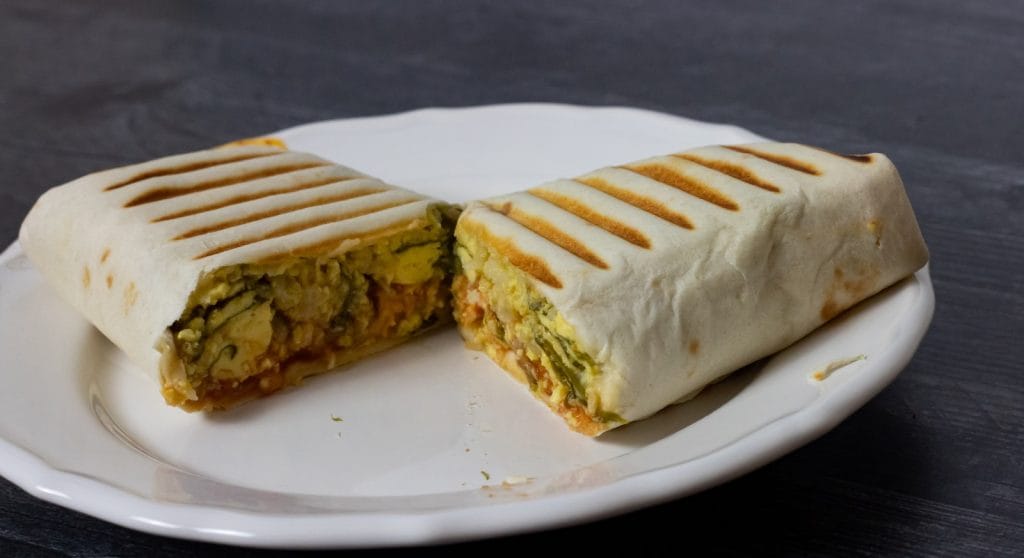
[167,208,455,410]
[453,231,622,431]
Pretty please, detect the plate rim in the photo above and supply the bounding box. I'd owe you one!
[0,104,935,548]
[272,101,764,142]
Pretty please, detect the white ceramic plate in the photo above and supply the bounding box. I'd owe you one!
[0,104,934,548]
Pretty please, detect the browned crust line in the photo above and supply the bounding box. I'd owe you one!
[483,203,608,269]
[527,189,651,249]
[218,137,288,150]
[124,162,329,207]
[804,145,874,164]
[573,176,694,229]
[672,153,781,193]
[104,151,278,192]
[152,176,362,222]
[622,162,740,211]
[193,198,420,259]
[724,145,821,176]
[171,186,384,240]
[459,219,563,288]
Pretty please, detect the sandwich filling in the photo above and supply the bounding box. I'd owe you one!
[163,207,456,410]
[453,230,623,435]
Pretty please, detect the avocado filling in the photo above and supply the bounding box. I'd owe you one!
[453,232,622,433]
[165,208,456,410]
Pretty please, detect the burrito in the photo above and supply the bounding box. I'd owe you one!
[20,140,457,411]
[453,142,929,435]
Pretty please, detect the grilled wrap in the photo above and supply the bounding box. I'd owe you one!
[453,142,929,435]
[20,141,457,410]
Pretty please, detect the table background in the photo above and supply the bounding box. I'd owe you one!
[1,1,1021,556]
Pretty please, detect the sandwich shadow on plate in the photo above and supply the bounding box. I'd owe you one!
[593,274,923,448]
[596,360,762,448]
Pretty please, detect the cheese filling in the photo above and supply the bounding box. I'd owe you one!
[453,232,623,434]
[164,210,455,410]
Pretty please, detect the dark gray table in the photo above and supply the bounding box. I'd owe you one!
[2,1,1022,556]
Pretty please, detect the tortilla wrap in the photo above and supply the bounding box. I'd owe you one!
[20,142,456,410]
[453,142,929,435]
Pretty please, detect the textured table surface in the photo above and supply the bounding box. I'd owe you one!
[1,1,1022,556]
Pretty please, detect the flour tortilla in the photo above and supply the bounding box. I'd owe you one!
[456,142,929,425]
[19,144,441,397]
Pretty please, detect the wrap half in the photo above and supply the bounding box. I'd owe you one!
[453,142,929,435]
[20,141,457,410]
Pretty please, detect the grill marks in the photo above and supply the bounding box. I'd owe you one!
[462,220,563,289]
[485,203,608,269]
[96,148,435,263]
[194,198,420,259]
[673,153,780,193]
[123,162,329,207]
[575,176,693,230]
[724,145,820,176]
[172,187,385,240]
[465,142,867,291]
[623,162,740,210]
[102,143,845,286]
[103,151,279,192]
[151,176,362,222]
[529,189,651,249]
